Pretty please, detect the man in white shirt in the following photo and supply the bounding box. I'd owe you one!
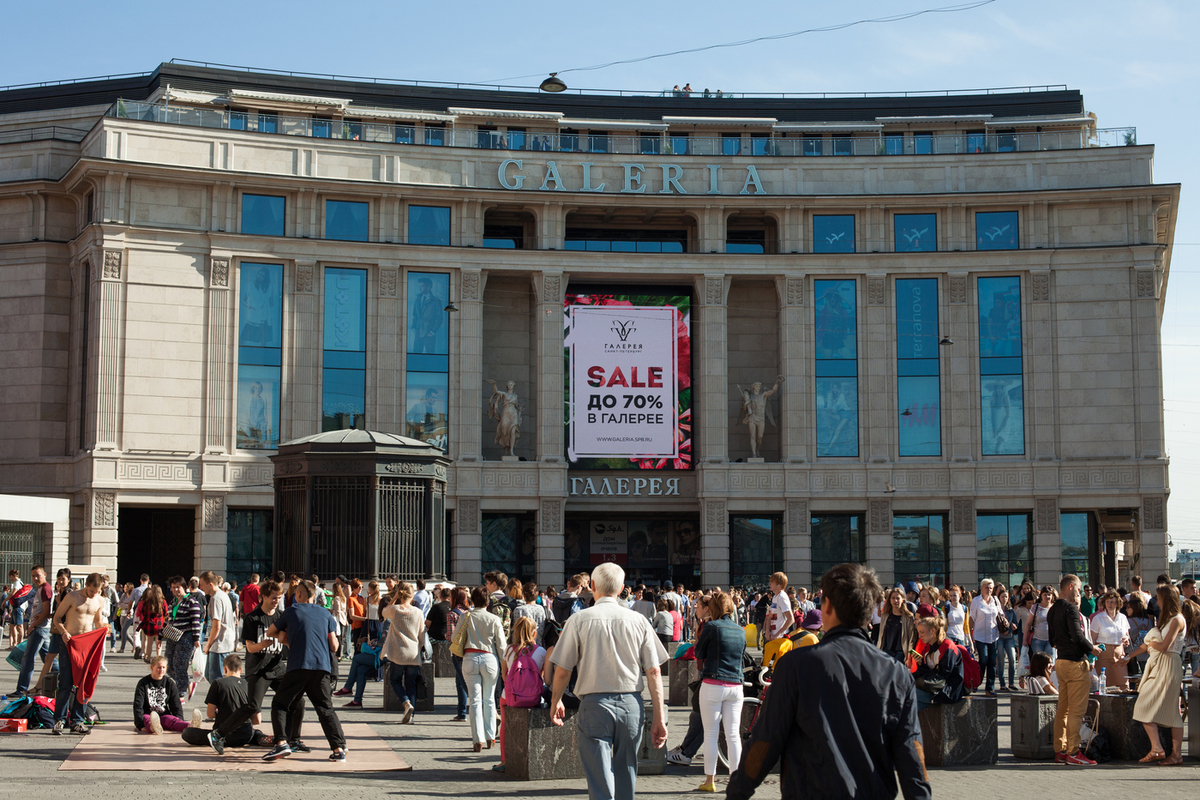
[412,579,432,618]
[201,570,237,684]
[765,572,794,641]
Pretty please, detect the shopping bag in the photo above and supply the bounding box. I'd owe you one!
[1015,645,1030,678]
[191,646,206,681]
[5,641,25,671]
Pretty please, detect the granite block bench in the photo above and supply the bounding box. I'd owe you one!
[917,696,998,767]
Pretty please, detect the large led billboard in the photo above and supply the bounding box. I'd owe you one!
[564,288,692,470]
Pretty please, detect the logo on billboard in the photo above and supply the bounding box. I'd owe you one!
[611,320,637,342]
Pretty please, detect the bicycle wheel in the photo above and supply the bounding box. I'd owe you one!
[716,697,761,771]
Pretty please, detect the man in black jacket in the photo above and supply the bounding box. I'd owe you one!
[1046,574,1096,765]
[726,563,930,800]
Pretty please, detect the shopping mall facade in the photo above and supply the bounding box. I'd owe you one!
[0,62,1178,591]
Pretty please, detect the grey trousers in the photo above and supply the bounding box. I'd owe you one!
[577,692,644,800]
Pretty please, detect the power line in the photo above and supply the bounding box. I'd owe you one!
[485,1,1001,84]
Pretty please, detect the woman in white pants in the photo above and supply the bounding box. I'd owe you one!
[450,586,506,751]
[692,591,747,792]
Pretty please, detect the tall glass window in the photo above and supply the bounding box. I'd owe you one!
[815,280,858,457]
[237,262,283,449]
[325,200,369,242]
[405,272,450,451]
[894,213,937,252]
[884,133,904,155]
[811,514,864,581]
[896,279,941,456]
[409,205,450,246]
[894,514,948,586]
[424,124,445,146]
[1061,512,1091,585]
[976,211,1018,250]
[258,113,278,134]
[395,125,414,144]
[241,194,285,236]
[722,133,742,155]
[668,132,689,156]
[913,132,933,154]
[226,508,273,584]
[322,268,366,431]
[731,516,783,590]
[978,276,1024,455]
[976,513,1032,587]
[813,215,855,253]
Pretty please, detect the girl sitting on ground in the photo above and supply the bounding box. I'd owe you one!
[133,655,187,734]
[1026,652,1058,695]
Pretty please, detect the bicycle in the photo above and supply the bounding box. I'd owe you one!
[717,666,770,771]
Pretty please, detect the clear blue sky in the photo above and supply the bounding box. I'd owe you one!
[5,0,1197,552]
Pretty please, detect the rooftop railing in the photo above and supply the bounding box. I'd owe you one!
[107,100,1137,157]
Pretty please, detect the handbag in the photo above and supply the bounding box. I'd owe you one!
[420,629,433,664]
[996,606,1011,636]
[449,611,470,658]
[162,599,184,642]
[914,675,946,693]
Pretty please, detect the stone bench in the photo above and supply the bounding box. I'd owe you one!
[1189,683,1200,762]
[504,704,666,780]
[668,658,698,707]
[383,661,436,714]
[1009,693,1058,760]
[432,641,454,678]
[917,696,998,767]
[1095,692,1175,761]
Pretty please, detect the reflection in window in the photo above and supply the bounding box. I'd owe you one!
[722,133,742,155]
[560,130,579,152]
[803,135,822,156]
[913,132,933,154]
[976,513,1032,587]
[815,280,858,457]
[508,129,526,150]
[241,194,285,237]
[237,262,283,449]
[406,272,450,452]
[966,130,986,153]
[483,224,523,249]
[978,276,1024,455]
[322,268,366,432]
[751,134,771,156]
[395,125,414,144]
[726,229,766,254]
[424,125,445,146]
[812,514,864,581]
[325,200,369,242]
[668,133,689,155]
[833,136,852,156]
[564,228,687,253]
[976,211,1018,250]
[259,113,278,134]
[409,205,450,246]
[894,213,937,253]
[229,112,246,131]
[640,134,661,155]
[1061,512,1091,584]
[481,514,522,577]
[813,215,855,253]
[313,118,332,138]
[885,133,904,155]
[896,279,941,456]
[588,131,609,153]
[226,508,273,585]
[731,516,782,590]
[893,514,948,586]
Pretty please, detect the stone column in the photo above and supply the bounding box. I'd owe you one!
[1028,271,1056,460]
[533,272,565,462]
[1132,263,1165,458]
[1139,495,1168,577]
[85,490,118,569]
[946,273,974,461]
[784,499,811,589]
[1033,497,1061,586]
[696,275,729,463]
[702,499,730,587]
[537,498,564,587]
[455,270,486,461]
[204,256,233,453]
[374,263,401,432]
[864,274,891,462]
[95,248,125,449]
[868,499,894,587]
[775,276,808,462]
[198,494,227,573]
[290,262,319,439]
[453,497,482,586]
[949,497,977,586]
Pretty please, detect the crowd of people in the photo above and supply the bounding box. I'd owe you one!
[4,561,1196,793]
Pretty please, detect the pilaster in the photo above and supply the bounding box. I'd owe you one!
[1028,271,1056,460]
[533,272,566,462]
[775,276,808,462]
[702,498,730,587]
[198,493,227,572]
[697,274,729,463]
[95,248,125,449]
[454,497,482,585]
[784,498,811,589]
[946,272,973,461]
[85,489,118,569]
[205,256,232,453]
[290,261,319,439]
[865,273,891,462]
[456,269,487,461]
[1033,496,1061,586]
[949,497,976,586]
[1139,495,1168,577]
[537,497,564,587]
[1132,262,1164,458]
[375,263,401,432]
[867,499,894,586]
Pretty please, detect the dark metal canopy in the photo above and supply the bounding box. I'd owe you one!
[269,429,449,582]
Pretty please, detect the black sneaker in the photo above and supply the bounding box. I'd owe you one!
[70,723,90,735]
[133,647,142,659]
[262,742,292,761]
[207,731,225,755]
[289,740,311,753]
[329,749,347,762]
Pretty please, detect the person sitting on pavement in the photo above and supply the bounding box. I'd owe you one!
[182,654,273,748]
[133,655,187,734]
[912,612,966,711]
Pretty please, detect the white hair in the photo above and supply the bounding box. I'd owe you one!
[979,579,994,591]
[592,562,625,597]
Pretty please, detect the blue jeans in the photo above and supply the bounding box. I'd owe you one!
[578,692,644,800]
[975,640,999,693]
[451,654,468,717]
[15,625,50,694]
[388,663,421,708]
[1029,638,1054,657]
[916,687,934,712]
[54,642,86,725]
[205,650,230,683]
[341,652,378,703]
[998,637,1016,687]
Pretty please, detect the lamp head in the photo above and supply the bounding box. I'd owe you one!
[539,73,567,93]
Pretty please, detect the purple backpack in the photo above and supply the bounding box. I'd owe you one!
[506,647,545,708]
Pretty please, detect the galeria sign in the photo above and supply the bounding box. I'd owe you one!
[498,160,767,195]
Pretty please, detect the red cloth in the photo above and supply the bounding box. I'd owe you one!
[66,626,109,702]
[241,583,261,614]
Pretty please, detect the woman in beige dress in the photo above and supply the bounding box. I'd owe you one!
[1122,585,1186,765]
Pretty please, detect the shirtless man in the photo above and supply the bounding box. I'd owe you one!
[50,572,106,735]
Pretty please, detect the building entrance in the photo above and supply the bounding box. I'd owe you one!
[564,515,700,588]
[117,507,196,584]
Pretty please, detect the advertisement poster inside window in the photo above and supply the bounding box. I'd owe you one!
[564,288,691,469]
[590,520,628,565]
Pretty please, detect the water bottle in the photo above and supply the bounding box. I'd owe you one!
[1098,668,1106,695]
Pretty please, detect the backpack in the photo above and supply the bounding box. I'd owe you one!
[506,646,545,708]
[943,640,982,692]
[7,585,31,606]
[487,596,512,641]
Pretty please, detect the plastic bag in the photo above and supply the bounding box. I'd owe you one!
[1015,645,1030,678]
[191,646,206,681]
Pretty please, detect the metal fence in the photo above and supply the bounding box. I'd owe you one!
[0,521,46,583]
